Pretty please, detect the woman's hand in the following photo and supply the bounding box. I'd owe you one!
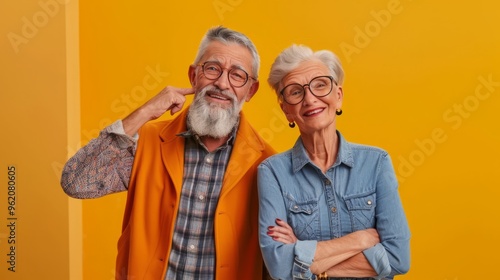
[267,219,298,244]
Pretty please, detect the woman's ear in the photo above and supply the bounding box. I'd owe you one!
[280,101,294,123]
[336,86,344,106]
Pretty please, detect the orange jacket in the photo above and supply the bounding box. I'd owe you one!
[115,109,275,279]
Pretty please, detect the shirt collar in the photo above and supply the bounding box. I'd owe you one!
[291,130,354,173]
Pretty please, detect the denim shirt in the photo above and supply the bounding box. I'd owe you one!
[258,131,410,280]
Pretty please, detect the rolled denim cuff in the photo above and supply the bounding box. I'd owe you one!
[292,256,314,279]
[292,240,317,279]
[363,243,391,279]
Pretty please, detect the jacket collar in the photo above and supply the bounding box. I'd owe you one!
[158,106,267,197]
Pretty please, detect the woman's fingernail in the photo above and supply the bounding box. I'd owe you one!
[268,226,274,230]
[276,218,282,222]
[267,231,274,235]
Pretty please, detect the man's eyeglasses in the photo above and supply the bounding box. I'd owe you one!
[280,76,335,105]
[198,61,255,88]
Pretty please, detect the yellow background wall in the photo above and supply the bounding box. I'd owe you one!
[0,0,81,279]
[79,0,500,279]
[1,0,499,279]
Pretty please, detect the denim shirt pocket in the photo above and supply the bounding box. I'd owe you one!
[286,197,319,240]
[345,191,377,231]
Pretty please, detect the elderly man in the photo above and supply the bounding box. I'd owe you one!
[61,26,275,280]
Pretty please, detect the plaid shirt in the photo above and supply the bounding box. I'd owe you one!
[166,129,236,280]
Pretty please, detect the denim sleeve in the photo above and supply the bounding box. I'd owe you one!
[293,240,318,279]
[60,120,137,199]
[363,153,411,278]
[258,162,318,280]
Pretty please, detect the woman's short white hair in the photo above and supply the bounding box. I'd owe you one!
[267,45,344,95]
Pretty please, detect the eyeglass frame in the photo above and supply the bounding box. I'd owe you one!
[197,61,257,88]
[279,75,336,105]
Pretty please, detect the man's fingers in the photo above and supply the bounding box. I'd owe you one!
[178,87,195,96]
[170,104,183,115]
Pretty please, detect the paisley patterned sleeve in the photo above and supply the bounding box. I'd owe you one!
[60,120,137,199]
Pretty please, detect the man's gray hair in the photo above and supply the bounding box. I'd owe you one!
[194,26,260,79]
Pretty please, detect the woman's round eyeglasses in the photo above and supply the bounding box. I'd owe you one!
[280,76,335,105]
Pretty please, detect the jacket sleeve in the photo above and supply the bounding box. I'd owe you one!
[60,120,137,199]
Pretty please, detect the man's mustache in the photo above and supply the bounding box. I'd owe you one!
[197,85,237,103]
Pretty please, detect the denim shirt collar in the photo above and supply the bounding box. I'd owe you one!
[291,130,354,173]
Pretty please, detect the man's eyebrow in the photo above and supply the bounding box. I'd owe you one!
[205,60,249,71]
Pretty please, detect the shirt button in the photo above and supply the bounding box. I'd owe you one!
[205,157,212,163]
[367,200,372,205]
[189,244,196,251]
[198,194,205,201]
[324,179,331,185]
[331,207,337,213]
[293,205,299,210]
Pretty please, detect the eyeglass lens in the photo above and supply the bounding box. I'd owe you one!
[282,76,333,104]
[202,62,249,87]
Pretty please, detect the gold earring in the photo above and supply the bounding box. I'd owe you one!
[289,122,296,128]
[336,109,343,116]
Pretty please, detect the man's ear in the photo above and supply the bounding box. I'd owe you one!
[188,65,197,87]
[244,80,260,102]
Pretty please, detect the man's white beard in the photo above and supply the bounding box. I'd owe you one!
[187,85,245,138]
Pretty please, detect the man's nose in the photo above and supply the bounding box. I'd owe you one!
[213,70,230,90]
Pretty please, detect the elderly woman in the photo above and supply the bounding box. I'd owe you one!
[258,45,410,280]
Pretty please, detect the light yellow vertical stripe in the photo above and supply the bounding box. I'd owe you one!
[65,0,82,279]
